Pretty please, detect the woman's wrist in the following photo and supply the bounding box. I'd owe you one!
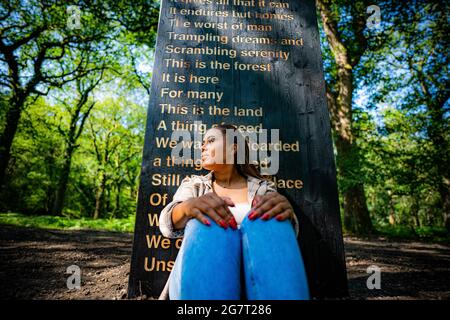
[172,201,190,229]
[178,199,192,218]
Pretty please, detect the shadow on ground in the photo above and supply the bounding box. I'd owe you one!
[345,236,450,299]
[0,225,449,299]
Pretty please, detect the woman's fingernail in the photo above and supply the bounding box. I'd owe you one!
[275,215,283,221]
[248,211,257,220]
[229,218,237,230]
[219,220,228,229]
[261,213,271,220]
[203,219,211,226]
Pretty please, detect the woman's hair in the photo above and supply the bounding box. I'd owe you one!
[212,123,266,180]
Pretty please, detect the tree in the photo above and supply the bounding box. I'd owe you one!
[0,0,159,217]
[317,0,374,234]
[362,0,449,230]
[51,69,106,215]
[355,105,441,230]
[0,0,113,187]
[1,0,159,216]
[86,98,145,219]
[0,97,66,213]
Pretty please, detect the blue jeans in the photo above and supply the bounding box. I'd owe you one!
[168,213,310,300]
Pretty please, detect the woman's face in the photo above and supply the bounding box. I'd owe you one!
[201,128,235,171]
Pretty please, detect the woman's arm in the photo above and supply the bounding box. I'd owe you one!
[159,177,237,238]
[257,179,300,236]
[173,194,237,230]
[159,177,196,238]
[171,201,191,230]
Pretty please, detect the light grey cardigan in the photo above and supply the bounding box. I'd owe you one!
[157,171,299,300]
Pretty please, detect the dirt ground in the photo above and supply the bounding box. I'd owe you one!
[0,225,449,300]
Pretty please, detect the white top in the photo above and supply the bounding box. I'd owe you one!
[228,202,252,228]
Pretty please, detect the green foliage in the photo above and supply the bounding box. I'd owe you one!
[359,105,444,228]
[319,0,449,232]
[2,92,146,218]
[0,212,135,232]
[374,224,449,244]
[0,1,154,219]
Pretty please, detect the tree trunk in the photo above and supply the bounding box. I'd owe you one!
[389,198,396,225]
[106,185,111,214]
[93,170,106,219]
[427,105,449,231]
[114,183,121,216]
[415,64,449,230]
[427,108,450,230]
[411,196,421,228]
[318,0,373,235]
[343,184,373,234]
[0,95,25,187]
[337,137,373,234]
[440,185,450,231]
[51,108,81,215]
[328,66,373,235]
[51,94,96,215]
[52,146,75,215]
[429,116,450,231]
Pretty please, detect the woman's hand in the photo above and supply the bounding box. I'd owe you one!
[179,192,238,229]
[249,192,294,222]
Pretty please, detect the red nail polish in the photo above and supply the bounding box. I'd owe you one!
[204,219,211,226]
[219,220,228,229]
[262,213,270,220]
[248,211,257,220]
[276,215,283,221]
[229,218,237,230]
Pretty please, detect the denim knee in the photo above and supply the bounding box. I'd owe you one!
[240,216,310,300]
[169,218,242,300]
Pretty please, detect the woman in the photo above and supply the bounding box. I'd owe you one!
[158,124,310,300]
